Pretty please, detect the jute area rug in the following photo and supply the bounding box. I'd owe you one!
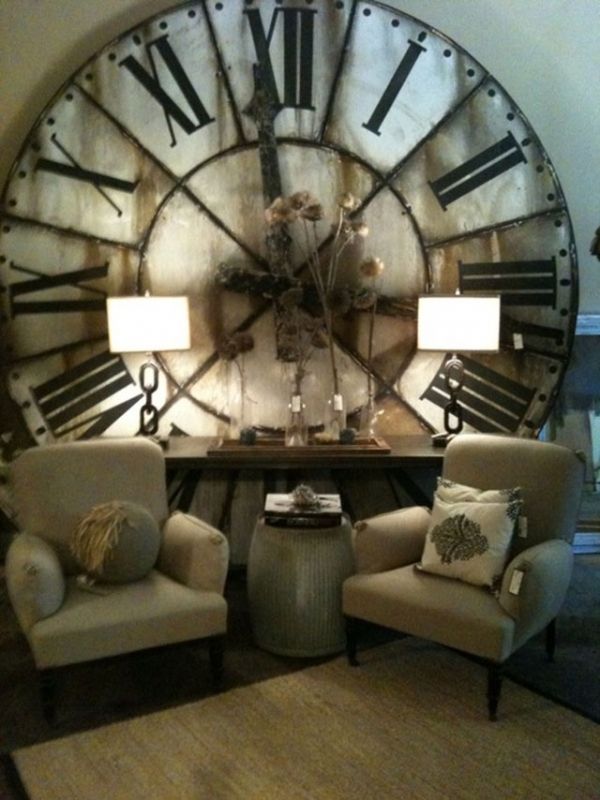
[11,639,600,800]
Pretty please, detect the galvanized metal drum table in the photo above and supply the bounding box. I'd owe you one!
[247,514,355,657]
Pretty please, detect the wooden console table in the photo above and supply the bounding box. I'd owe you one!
[164,435,443,565]
[164,434,443,471]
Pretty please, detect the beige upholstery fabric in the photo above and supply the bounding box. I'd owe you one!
[442,433,583,556]
[343,567,515,662]
[11,438,169,574]
[159,512,229,595]
[6,534,66,631]
[7,438,229,672]
[343,433,584,665]
[28,571,227,669]
[352,506,430,574]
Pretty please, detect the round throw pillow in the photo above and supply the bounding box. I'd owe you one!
[70,501,160,584]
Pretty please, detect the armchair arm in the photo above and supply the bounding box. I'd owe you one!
[498,540,573,646]
[157,511,229,594]
[5,533,66,632]
[353,506,431,574]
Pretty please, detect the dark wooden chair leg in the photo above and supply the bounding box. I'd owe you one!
[487,662,503,722]
[545,618,557,662]
[40,668,57,725]
[345,615,359,666]
[208,636,225,691]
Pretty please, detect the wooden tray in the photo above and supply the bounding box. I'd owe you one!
[207,436,391,457]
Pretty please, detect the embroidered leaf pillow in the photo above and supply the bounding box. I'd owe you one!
[419,496,516,588]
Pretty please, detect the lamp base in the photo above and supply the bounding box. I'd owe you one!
[431,431,457,448]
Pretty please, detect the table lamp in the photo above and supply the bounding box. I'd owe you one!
[106,295,191,437]
[417,294,500,447]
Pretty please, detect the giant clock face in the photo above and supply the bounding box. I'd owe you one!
[0,0,577,444]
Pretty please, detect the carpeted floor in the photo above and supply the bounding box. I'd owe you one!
[10,639,600,800]
[1,555,598,798]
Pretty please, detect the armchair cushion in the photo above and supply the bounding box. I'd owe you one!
[158,511,229,594]
[352,506,431,574]
[70,501,161,584]
[419,496,516,588]
[499,540,573,647]
[6,534,66,631]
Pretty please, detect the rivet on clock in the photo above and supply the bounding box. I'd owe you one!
[467,68,475,77]
[418,32,427,42]
[65,93,73,102]
[8,199,16,207]
[536,164,544,173]
[560,308,568,317]
[559,249,568,257]
[521,137,531,147]
[215,2,223,8]
[159,20,168,29]
[2,226,10,233]
[188,9,196,17]
[443,49,452,58]
[46,118,55,126]
[507,112,515,121]
[363,8,371,15]
[18,170,26,178]
[554,219,563,228]
[36,427,46,436]
[391,18,399,27]
[547,193,555,202]
[335,1,344,8]
[549,365,558,374]
[108,53,117,61]
[487,88,496,97]
[539,394,547,402]
[133,35,142,45]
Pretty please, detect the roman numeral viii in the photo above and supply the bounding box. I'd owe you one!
[459,259,556,307]
[420,353,536,433]
[430,132,527,210]
[245,6,316,110]
[119,35,215,147]
[32,350,142,440]
[36,134,138,217]
[9,263,108,316]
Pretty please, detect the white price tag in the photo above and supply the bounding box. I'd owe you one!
[291,395,302,413]
[513,332,524,350]
[518,516,528,538]
[333,393,344,411]
[509,569,525,596]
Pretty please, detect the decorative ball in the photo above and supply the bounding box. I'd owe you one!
[240,427,257,445]
[340,428,356,444]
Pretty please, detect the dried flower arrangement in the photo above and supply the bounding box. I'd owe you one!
[265,191,384,434]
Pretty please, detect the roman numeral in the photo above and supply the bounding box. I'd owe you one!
[32,350,142,439]
[36,134,138,217]
[245,6,316,110]
[119,34,215,148]
[429,132,527,210]
[9,263,108,316]
[420,353,535,433]
[363,39,426,135]
[459,259,556,307]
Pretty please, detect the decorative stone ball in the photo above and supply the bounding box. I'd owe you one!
[240,427,257,445]
[340,428,356,444]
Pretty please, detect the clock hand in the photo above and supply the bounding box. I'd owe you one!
[244,65,297,361]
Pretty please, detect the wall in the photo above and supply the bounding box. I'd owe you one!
[1,0,599,311]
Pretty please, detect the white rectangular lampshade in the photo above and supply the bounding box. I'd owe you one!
[417,295,500,353]
[107,296,191,353]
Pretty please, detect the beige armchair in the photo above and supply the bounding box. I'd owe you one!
[342,433,584,720]
[5,437,229,722]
